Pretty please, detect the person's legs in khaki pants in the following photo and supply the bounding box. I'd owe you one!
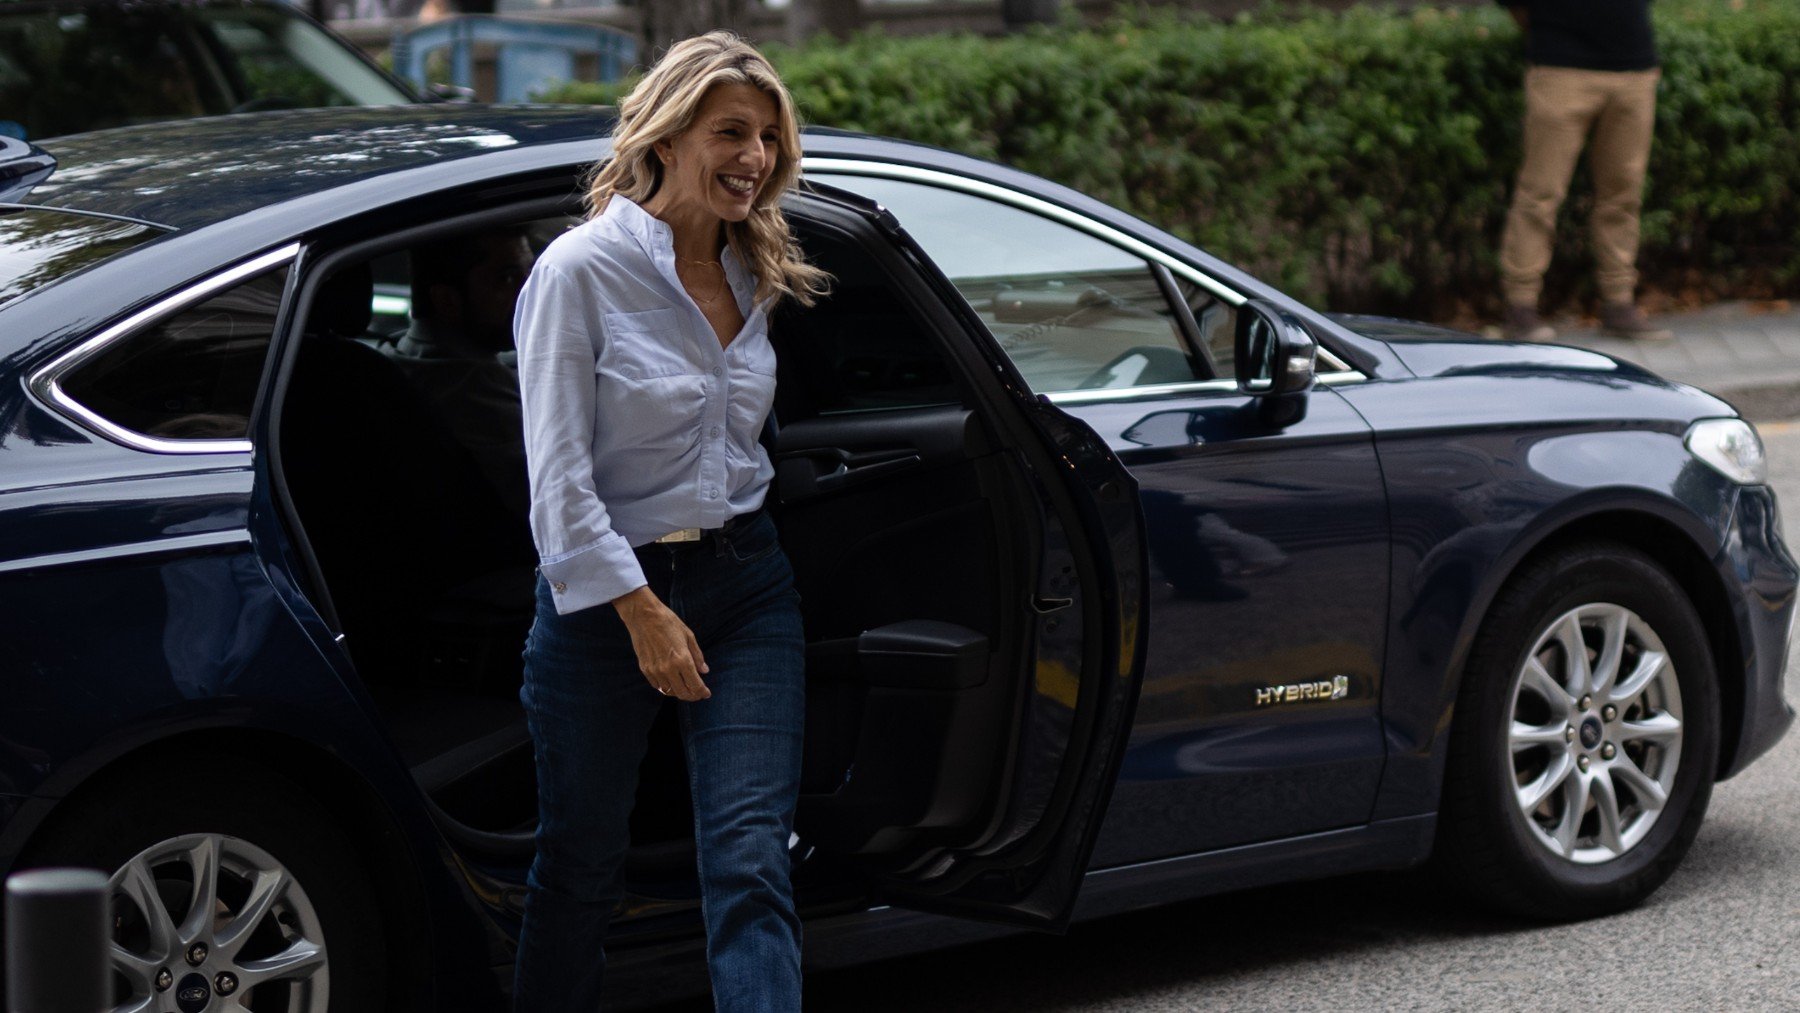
[1500,67,1667,339]
[1589,69,1660,308]
[1500,68,1607,330]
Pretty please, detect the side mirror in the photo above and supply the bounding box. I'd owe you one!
[1234,299,1317,427]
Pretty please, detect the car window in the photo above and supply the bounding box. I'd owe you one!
[340,215,572,349]
[776,225,962,417]
[1178,277,1239,377]
[59,265,289,441]
[201,7,409,111]
[810,174,1198,395]
[0,3,409,140]
[0,209,166,309]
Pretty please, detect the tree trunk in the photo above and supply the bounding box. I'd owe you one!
[787,0,862,43]
[1000,0,1060,30]
[640,0,750,62]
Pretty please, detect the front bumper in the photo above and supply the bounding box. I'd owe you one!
[1716,484,1797,779]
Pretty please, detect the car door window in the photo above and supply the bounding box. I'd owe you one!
[812,175,1198,394]
[1178,276,1239,377]
[775,224,962,417]
[200,7,410,110]
[59,265,289,441]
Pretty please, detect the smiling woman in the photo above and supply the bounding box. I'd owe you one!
[509,32,830,1013]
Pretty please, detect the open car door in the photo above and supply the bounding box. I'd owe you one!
[774,184,1149,930]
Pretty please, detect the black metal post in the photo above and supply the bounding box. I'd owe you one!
[6,869,109,1013]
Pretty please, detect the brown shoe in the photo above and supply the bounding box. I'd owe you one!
[1503,304,1556,342]
[1600,301,1673,341]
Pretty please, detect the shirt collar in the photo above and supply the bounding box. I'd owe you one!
[395,319,454,358]
[720,245,756,311]
[605,194,761,316]
[602,194,673,265]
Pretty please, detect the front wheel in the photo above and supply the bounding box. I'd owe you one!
[18,756,387,1012]
[1437,542,1720,918]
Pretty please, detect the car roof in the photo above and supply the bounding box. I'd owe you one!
[14,105,1051,232]
[0,105,1402,385]
[2,105,1295,357]
[18,106,619,229]
[13,106,1092,234]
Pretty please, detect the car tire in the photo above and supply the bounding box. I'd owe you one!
[1436,541,1719,919]
[17,755,386,1012]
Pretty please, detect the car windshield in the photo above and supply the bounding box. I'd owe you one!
[0,2,413,141]
[0,207,165,308]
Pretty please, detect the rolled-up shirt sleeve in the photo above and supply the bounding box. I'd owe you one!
[514,261,646,614]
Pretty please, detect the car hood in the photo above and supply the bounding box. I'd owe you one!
[1328,313,1657,382]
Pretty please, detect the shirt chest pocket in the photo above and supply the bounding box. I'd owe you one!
[726,340,778,438]
[597,308,706,451]
[599,308,694,379]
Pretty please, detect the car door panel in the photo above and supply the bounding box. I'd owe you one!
[770,193,1149,928]
[1062,386,1390,864]
[775,407,1011,851]
[801,169,1390,866]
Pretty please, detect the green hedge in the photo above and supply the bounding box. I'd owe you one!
[538,0,1799,318]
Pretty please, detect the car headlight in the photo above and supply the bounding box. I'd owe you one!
[1685,417,1768,485]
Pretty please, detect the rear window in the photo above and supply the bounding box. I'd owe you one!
[0,208,163,308]
[58,262,288,441]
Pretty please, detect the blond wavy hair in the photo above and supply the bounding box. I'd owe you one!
[583,31,829,308]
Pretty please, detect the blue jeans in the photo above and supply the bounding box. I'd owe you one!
[512,511,805,1012]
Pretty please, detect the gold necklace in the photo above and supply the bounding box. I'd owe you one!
[679,259,729,306]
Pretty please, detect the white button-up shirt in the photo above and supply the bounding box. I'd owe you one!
[514,196,775,615]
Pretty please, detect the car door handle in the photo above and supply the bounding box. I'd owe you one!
[777,447,922,501]
[818,449,921,492]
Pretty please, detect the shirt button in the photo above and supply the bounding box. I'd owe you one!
[711,366,723,377]
[552,581,567,593]
[710,427,720,438]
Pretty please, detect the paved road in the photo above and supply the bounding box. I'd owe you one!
[706,421,1800,1012]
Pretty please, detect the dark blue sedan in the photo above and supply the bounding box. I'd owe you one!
[0,107,1791,1011]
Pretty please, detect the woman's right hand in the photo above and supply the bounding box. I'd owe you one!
[613,586,711,701]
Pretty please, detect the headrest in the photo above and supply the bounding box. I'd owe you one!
[309,263,374,338]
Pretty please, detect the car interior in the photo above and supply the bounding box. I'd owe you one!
[273,195,1051,922]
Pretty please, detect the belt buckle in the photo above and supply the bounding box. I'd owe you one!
[654,527,703,544]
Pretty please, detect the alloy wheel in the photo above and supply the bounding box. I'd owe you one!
[1507,603,1684,864]
[107,833,329,1012]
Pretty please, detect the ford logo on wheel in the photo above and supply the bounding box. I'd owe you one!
[175,972,210,1012]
